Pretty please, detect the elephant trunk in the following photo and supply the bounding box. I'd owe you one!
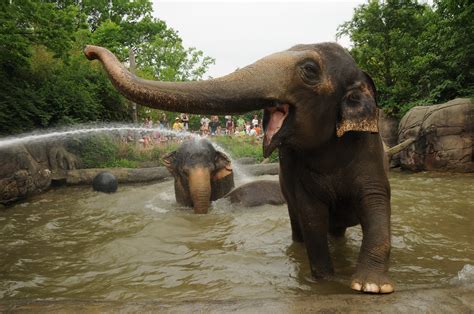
[84,45,283,114]
[188,167,212,214]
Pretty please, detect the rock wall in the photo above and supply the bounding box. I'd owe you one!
[398,98,474,172]
[0,142,79,205]
[379,110,399,148]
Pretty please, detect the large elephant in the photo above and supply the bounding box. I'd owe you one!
[162,138,234,214]
[84,42,393,293]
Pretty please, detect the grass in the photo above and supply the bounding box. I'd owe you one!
[212,136,279,163]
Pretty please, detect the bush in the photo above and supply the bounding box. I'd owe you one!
[212,136,279,163]
[77,133,182,168]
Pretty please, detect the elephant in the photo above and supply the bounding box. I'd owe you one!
[84,42,394,293]
[226,180,285,207]
[162,138,234,214]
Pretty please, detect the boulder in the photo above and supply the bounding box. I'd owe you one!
[0,141,79,205]
[226,180,285,207]
[0,145,52,205]
[398,98,473,172]
[379,110,399,148]
[92,172,118,193]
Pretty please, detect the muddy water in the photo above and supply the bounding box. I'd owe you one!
[0,172,473,301]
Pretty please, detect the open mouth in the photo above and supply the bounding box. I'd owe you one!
[263,103,290,157]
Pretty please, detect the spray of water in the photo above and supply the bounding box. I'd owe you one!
[0,123,185,149]
[0,123,251,180]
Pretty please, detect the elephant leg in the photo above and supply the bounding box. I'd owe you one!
[279,149,303,242]
[351,186,394,294]
[281,179,303,242]
[329,226,346,238]
[295,184,333,278]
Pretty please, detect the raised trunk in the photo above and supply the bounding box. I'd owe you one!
[84,45,280,114]
[188,168,212,214]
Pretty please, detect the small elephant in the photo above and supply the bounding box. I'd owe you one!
[86,42,394,293]
[226,180,286,207]
[162,138,234,214]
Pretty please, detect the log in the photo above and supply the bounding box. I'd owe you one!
[385,137,417,158]
[53,163,281,186]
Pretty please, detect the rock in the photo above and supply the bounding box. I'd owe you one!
[398,98,474,172]
[244,163,280,176]
[379,110,399,148]
[0,145,52,205]
[0,139,80,204]
[92,172,118,193]
[226,180,285,207]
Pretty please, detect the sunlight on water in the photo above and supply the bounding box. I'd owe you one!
[0,172,473,301]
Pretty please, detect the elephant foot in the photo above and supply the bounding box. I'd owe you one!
[350,270,394,294]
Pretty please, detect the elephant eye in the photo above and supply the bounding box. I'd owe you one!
[300,61,320,85]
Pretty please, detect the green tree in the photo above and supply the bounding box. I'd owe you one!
[338,0,473,117]
[0,0,214,135]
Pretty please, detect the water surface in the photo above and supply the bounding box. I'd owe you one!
[1,172,473,301]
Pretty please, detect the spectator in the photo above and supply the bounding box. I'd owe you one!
[245,121,251,134]
[237,116,245,128]
[225,116,234,135]
[146,116,153,128]
[172,117,184,131]
[252,114,259,127]
[209,115,220,135]
[254,124,262,136]
[160,113,169,128]
[249,124,257,136]
[181,113,189,130]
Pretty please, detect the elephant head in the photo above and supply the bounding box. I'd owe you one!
[84,42,378,159]
[162,138,234,214]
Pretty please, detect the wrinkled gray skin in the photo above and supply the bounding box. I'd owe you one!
[85,42,393,293]
[226,180,285,207]
[163,139,234,214]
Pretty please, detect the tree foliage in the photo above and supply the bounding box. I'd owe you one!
[0,0,214,135]
[338,0,473,117]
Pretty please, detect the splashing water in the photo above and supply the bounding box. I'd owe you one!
[0,123,252,180]
[0,124,188,149]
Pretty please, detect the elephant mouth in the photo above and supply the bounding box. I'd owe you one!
[263,103,290,157]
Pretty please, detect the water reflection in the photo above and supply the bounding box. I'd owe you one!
[0,171,473,300]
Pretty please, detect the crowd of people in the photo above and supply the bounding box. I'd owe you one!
[124,113,264,149]
[155,113,264,137]
[198,114,263,137]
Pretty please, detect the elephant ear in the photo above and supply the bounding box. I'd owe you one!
[336,72,379,137]
[213,151,233,181]
[162,151,177,174]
